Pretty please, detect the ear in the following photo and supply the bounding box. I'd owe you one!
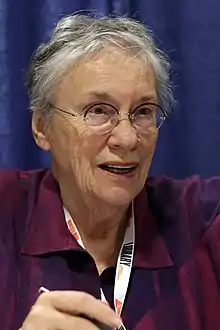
[32,110,50,151]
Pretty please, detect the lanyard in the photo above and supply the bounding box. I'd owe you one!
[63,205,135,330]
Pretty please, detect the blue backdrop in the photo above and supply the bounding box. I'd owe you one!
[0,0,220,178]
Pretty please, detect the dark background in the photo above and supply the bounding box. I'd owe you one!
[0,0,219,178]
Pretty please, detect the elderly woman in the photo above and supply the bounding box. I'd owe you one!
[1,13,220,330]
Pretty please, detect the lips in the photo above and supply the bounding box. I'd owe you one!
[98,163,138,175]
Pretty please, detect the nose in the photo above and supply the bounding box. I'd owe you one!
[108,117,139,151]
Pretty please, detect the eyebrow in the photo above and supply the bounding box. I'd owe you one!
[86,92,118,104]
[85,92,157,105]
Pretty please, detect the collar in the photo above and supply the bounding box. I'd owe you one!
[20,170,81,255]
[21,170,173,269]
[133,188,173,268]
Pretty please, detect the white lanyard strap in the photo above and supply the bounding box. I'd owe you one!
[63,206,135,330]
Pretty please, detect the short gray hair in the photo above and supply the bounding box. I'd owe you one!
[26,13,173,117]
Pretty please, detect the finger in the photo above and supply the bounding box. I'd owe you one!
[38,291,121,328]
[22,306,105,330]
[60,315,103,330]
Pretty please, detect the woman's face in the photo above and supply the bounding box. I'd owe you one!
[33,47,158,207]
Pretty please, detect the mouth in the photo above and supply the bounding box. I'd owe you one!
[98,163,138,175]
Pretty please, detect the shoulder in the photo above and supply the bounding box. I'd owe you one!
[147,175,220,203]
[145,175,220,238]
[0,168,48,202]
[0,168,49,241]
[0,169,25,213]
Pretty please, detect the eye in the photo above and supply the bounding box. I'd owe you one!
[90,105,108,115]
[88,104,116,117]
[86,103,116,126]
[134,104,156,117]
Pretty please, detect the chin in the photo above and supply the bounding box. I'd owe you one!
[97,186,140,207]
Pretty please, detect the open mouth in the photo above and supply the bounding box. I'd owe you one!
[98,164,138,175]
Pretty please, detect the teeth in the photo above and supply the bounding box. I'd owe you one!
[99,164,137,174]
[104,165,136,169]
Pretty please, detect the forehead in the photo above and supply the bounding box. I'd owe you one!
[54,47,157,106]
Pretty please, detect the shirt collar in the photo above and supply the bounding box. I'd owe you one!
[21,170,173,269]
[20,171,81,255]
[133,188,173,268]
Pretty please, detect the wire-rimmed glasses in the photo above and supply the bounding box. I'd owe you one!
[50,102,168,134]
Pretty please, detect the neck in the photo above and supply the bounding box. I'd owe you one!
[59,184,129,272]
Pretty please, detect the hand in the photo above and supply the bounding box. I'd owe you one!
[20,290,122,330]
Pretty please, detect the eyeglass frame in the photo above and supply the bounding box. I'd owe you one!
[48,101,168,133]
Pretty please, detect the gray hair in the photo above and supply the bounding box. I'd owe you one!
[27,13,173,117]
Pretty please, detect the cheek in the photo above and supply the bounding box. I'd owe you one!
[67,128,104,190]
[49,121,96,191]
[54,117,87,150]
[70,141,103,193]
[49,120,76,157]
[141,130,158,168]
[47,117,84,170]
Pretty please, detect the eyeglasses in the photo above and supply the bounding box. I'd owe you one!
[50,102,168,134]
